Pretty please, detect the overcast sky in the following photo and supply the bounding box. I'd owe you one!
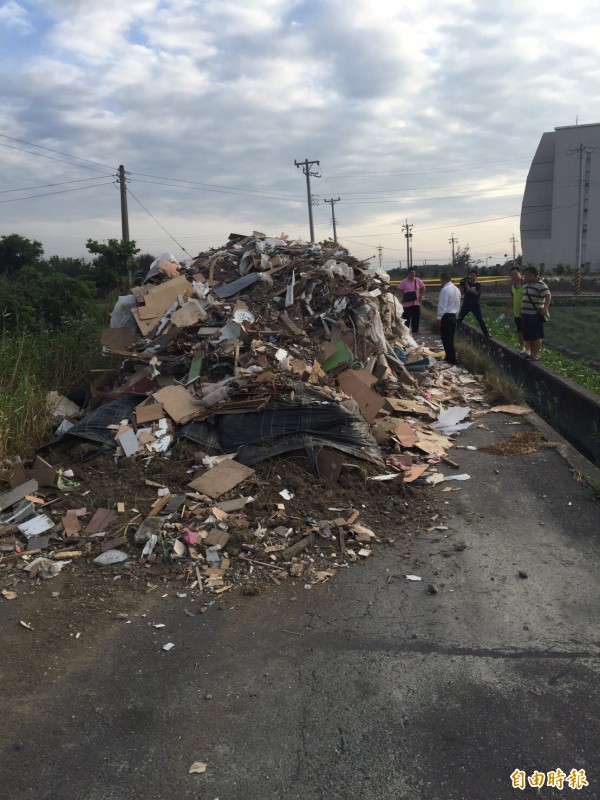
[1,0,599,270]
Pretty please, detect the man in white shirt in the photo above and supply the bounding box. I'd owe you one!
[437,272,462,364]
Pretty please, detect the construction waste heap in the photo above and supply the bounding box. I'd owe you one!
[0,232,491,599]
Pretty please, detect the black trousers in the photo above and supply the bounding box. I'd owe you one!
[440,313,457,364]
[457,302,489,337]
[402,305,420,333]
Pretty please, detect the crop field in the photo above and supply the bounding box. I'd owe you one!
[540,306,600,361]
[482,298,600,364]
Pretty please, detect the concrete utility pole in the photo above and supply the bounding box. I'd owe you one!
[294,158,320,243]
[377,244,383,270]
[324,197,340,243]
[402,219,413,269]
[568,144,596,271]
[509,233,518,269]
[118,165,130,243]
[449,233,458,268]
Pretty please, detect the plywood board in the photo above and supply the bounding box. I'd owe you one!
[152,385,200,424]
[132,307,160,337]
[188,460,255,499]
[337,370,385,424]
[144,276,191,316]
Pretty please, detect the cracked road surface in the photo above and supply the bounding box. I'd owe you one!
[1,413,599,799]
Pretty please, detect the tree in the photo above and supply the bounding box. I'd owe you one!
[453,244,480,272]
[42,255,92,280]
[86,238,140,295]
[0,234,44,277]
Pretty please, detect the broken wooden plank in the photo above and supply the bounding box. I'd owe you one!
[188,460,255,500]
[152,385,201,424]
[0,479,39,512]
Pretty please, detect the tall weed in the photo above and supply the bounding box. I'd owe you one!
[0,320,107,461]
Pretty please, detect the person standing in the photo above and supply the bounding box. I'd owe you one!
[504,266,528,354]
[397,267,426,334]
[437,272,462,364]
[520,266,551,361]
[457,269,490,337]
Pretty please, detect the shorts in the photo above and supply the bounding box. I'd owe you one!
[514,316,522,333]
[521,314,544,342]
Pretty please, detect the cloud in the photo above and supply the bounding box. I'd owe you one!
[0,0,32,32]
[1,0,600,266]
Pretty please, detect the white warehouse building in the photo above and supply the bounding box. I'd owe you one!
[520,122,600,273]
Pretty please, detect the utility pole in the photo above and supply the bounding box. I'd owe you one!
[377,244,383,271]
[509,233,518,269]
[324,197,341,243]
[402,219,413,269]
[294,158,320,243]
[118,165,129,243]
[568,144,595,271]
[449,233,458,268]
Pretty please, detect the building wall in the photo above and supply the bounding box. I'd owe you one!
[521,123,600,273]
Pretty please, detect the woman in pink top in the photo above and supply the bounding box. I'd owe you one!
[397,268,426,334]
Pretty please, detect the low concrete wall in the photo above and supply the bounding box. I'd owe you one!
[458,324,600,464]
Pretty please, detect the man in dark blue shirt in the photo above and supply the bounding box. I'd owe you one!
[457,269,489,337]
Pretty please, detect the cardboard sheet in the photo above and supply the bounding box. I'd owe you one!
[188,460,255,499]
[385,398,436,418]
[135,401,164,424]
[170,298,208,328]
[337,370,385,424]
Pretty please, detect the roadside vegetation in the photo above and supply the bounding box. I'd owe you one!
[0,322,112,461]
[0,233,149,461]
[485,319,600,396]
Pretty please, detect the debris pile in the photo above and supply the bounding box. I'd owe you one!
[0,232,493,599]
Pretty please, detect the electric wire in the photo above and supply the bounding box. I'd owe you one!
[125,187,193,257]
[0,142,116,175]
[129,176,302,202]
[127,171,301,199]
[0,133,117,171]
[0,180,116,204]
[0,176,114,194]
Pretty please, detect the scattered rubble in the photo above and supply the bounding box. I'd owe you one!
[1,232,498,601]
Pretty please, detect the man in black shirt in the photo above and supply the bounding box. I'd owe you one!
[457,269,490,337]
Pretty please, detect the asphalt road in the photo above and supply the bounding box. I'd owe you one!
[2,413,600,800]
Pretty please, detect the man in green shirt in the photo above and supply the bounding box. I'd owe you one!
[505,266,528,354]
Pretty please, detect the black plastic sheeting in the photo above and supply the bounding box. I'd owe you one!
[46,388,384,470]
[178,388,383,467]
[47,394,141,447]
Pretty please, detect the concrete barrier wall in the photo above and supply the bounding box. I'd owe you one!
[458,324,600,464]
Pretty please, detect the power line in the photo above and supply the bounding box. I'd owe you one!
[0,176,111,194]
[0,132,117,170]
[325,158,531,178]
[128,171,300,199]
[126,187,193,257]
[130,177,301,202]
[0,180,116,204]
[0,142,115,175]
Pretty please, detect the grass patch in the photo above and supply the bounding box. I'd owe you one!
[486,319,600,396]
[454,339,526,405]
[0,320,111,461]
